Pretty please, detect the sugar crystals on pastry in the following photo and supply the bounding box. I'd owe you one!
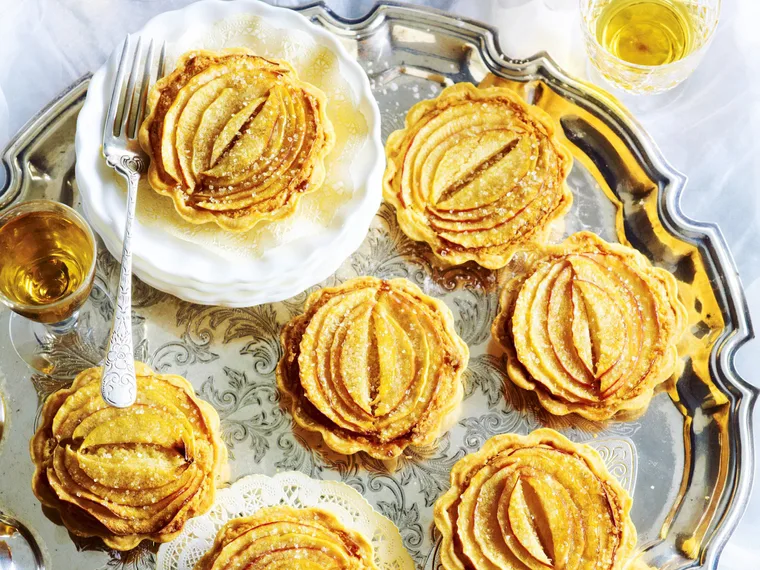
[383,82,572,269]
[194,506,378,569]
[434,428,637,570]
[492,231,687,421]
[277,276,469,459]
[139,48,335,231]
[30,362,227,550]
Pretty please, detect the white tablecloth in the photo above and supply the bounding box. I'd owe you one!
[0,0,757,565]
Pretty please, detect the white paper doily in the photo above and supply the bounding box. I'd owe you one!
[156,471,414,570]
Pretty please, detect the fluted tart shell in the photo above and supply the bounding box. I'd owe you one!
[492,231,687,421]
[30,362,227,550]
[383,82,573,269]
[434,429,637,570]
[139,48,335,231]
[194,506,378,570]
[277,276,469,459]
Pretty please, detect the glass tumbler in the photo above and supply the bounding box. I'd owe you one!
[0,200,111,376]
[580,0,721,94]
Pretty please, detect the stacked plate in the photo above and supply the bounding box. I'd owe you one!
[75,0,383,306]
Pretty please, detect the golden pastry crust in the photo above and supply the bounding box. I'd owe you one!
[194,506,378,570]
[383,82,573,269]
[277,276,469,459]
[138,48,335,231]
[492,231,687,421]
[30,362,227,550]
[433,429,637,570]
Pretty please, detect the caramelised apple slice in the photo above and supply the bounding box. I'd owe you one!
[383,82,573,269]
[492,231,687,421]
[194,506,378,570]
[434,429,637,570]
[139,48,334,231]
[277,276,469,459]
[30,362,227,550]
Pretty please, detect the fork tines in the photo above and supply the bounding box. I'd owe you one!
[104,35,167,144]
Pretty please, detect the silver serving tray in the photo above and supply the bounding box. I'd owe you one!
[0,2,756,569]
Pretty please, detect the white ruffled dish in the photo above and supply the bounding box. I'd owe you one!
[156,471,414,570]
[75,0,383,306]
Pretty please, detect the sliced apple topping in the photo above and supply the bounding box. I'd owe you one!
[492,231,687,421]
[434,429,637,570]
[194,506,377,570]
[384,82,573,269]
[139,49,335,231]
[277,276,469,459]
[30,362,227,550]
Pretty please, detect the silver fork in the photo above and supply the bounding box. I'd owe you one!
[101,35,165,408]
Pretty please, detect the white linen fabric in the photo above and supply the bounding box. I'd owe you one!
[0,0,757,564]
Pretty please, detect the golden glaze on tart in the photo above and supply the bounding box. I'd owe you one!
[277,276,469,459]
[492,231,687,421]
[383,82,573,269]
[139,48,335,231]
[434,429,637,570]
[30,362,227,550]
[194,506,378,570]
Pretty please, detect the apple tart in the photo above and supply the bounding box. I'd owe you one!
[30,362,227,550]
[194,506,378,570]
[277,276,469,458]
[492,232,687,421]
[434,429,637,570]
[383,82,573,269]
[139,48,335,231]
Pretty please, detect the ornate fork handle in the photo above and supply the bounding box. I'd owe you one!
[101,154,145,407]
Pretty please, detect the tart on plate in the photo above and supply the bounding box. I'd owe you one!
[139,48,335,231]
[492,231,687,421]
[434,428,637,570]
[194,505,378,569]
[383,82,573,269]
[30,362,227,550]
[277,276,469,459]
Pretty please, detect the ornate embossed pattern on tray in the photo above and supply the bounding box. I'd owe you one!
[0,3,755,570]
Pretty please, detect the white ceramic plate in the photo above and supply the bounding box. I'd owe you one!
[75,0,382,306]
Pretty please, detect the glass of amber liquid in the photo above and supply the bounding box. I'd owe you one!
[580,0,721,94]
[0,200,109,375]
